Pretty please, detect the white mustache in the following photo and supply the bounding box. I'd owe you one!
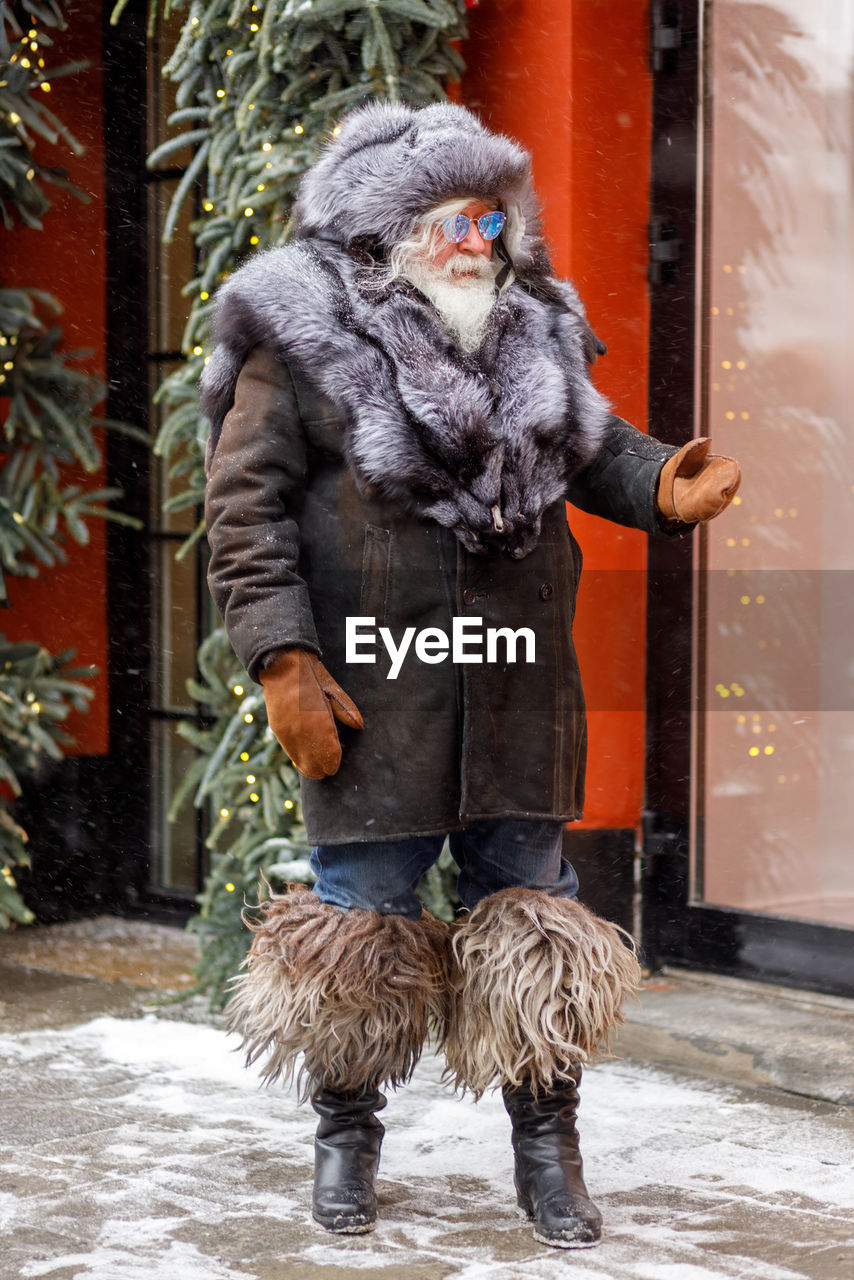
[443,253,494,279]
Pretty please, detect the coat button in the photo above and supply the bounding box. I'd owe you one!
[539,582,554,601]
[462,587,477,606]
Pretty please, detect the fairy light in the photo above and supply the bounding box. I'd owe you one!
[244,713,254,723]
[31,702,41,714]
[244,207,254,217]
[245,775,256,785]
[250,793,260,803]
[225,882,236,892]
[193,345,203,356]
[249,235,259,245]
[262,142,272,152]
[200,291,209,301]
[294,123,304,135]
[9,112,21,126]
[220,808,229,818]
[284,799,294,810]
[216,89,226,98]
[256,183,265,192]
[203,201,214,212]
[240,752,249,762]
[40,82,50,93]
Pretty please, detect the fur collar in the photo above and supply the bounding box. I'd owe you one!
[202,238,610,558]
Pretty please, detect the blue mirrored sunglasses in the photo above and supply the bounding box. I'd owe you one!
[440,210,506,244]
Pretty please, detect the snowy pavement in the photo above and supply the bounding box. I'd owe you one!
[1,1013,853,1280]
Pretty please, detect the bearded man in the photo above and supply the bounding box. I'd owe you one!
[202,102,739,1249]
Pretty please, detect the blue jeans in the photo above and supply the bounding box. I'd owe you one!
[310,819,579,917]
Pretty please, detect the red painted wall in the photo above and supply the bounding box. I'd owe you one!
[462,0,653,829]
[2,7,109,755]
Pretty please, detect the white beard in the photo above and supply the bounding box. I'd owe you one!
[403,253,498,354]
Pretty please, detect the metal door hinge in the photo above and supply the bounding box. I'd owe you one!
[641,811,682,860]
[651,1,682,73]
[648,215,683,285]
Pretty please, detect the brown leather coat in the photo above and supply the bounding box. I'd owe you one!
[205,345,680,844]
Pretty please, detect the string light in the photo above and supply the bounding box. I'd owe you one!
[203,201,214,212]
[216,89,226,98]
[244,207,254,217]
[192,345,203,355]
[233,684,244,695]
[249,235,259,245]
[200,291,209,301]
[220,808,229,818]
[262,142,272,152]
[244,713,253,723]
[284,800,294,810]
[245,775,256,785]
[250,793,260,802]
[294,123,304,135]
[225,882,236,892]
[40,82,51,93]
[240,752,249,762]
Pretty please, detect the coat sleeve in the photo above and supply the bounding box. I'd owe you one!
[566,415,693,536]
[204,344,321,682]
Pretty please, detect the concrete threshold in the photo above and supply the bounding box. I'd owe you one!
[617,966,854,1106]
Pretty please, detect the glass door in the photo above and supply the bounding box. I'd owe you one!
[644,0,854,995]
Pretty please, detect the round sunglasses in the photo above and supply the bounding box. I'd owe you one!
[440,210,506,244]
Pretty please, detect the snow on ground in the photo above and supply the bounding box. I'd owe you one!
[1,1015,852,1280]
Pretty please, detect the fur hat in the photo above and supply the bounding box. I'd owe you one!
[292,101,547,276]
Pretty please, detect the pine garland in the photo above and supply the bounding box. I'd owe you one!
[0,1,140,924]
[137,0,470,1001]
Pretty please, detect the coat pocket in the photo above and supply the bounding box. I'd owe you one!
[359,524,391,627]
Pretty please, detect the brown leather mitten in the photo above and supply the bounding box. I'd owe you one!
[656,437,742,524]
[259,649,364,780]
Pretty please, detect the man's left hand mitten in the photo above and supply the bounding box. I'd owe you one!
[657,437,741,524]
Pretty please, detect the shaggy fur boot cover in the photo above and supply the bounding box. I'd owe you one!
[226,884,452,1098]
[443,888,641,1096]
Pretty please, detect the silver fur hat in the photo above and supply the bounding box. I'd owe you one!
[292,101,546,275]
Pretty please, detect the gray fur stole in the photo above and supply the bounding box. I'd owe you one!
[202,240,610,559]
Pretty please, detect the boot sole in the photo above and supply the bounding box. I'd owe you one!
[532,1226,600,1250]
[312,1213,377,1235]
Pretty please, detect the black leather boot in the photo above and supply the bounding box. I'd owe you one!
[311,1086,387,1233]
[502,1070,602,1249]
